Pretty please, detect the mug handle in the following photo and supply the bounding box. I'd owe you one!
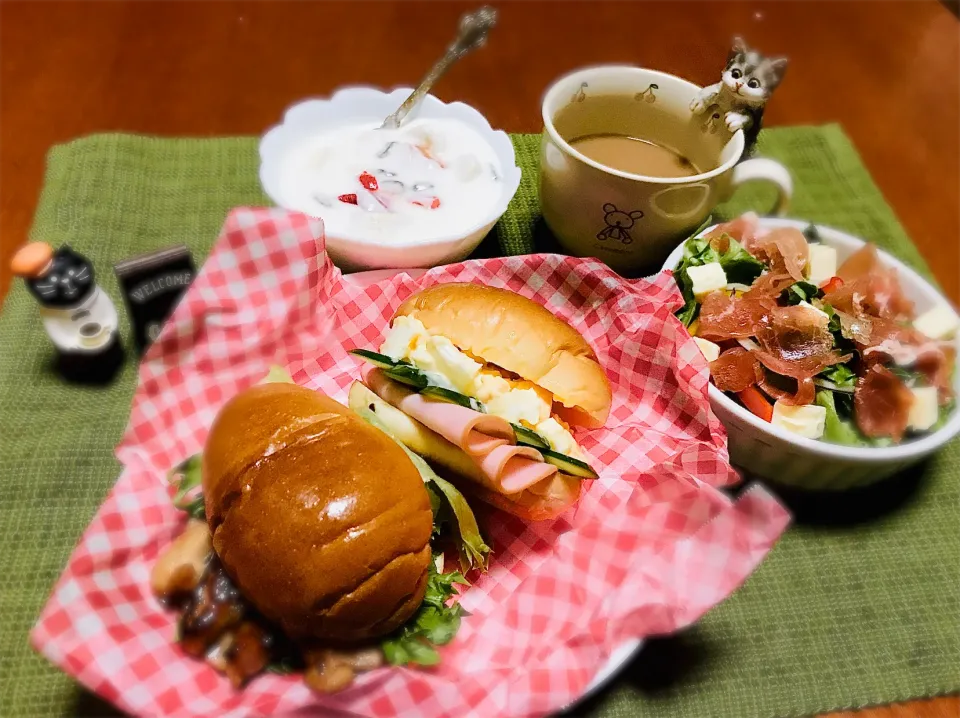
[728,158,793,216]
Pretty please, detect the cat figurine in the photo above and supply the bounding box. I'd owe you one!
[690,37,788,157]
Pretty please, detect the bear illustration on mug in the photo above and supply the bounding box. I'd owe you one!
[597,203,644,244]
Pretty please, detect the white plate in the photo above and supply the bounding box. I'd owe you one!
[575,640,643,707]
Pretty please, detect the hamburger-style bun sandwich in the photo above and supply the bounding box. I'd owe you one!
[349,283,612,521]
[203,382,433,643]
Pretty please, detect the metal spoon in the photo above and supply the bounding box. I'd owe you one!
[380,6,497,130]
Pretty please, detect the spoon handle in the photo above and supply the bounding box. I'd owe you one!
[380,6,497,130]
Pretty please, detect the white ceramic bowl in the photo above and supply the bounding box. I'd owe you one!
[258,87,521,271]
[662,218,960,490]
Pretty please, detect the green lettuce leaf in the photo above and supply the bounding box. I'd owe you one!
[818,362,857,389]
[782,281,820,306]
[381,558,468,667]
[355,406,490,572]
[672,231,763,328]
[169,454,205,519]
[815,390,868,446]
[932,399,956,433]
[718,237,765,286]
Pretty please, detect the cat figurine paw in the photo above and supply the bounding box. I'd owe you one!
[725,111,751,132]
[690,87,718,115]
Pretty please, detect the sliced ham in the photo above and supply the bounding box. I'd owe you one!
[361,365,513,454]
[697,291,770,340]
[854,365,913,441]
[751,227,809,281]
[705,212,760,249]
[360,366,559,495]
[752,305,852,379]
[915,344,956,405]
[831,245,914,320]
[744,271,795,300]
[710,347,763,392]
[758,372,816,406]
[835,309,873,345]
[482,445,558,493]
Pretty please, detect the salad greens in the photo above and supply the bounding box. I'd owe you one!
[815,390,868,446]
[169,454,205,520]
[380,558,469,667]
[818,363,856,389]
[674,234,765,327]
[782,281,821,306]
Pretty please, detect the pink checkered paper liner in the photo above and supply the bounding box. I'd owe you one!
[32,208,790,718]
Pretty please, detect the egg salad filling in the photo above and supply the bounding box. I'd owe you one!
[379,315,585,459]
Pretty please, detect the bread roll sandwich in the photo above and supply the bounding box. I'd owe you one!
[348,283,612,521]
[203,383,434,643]
[153,375,490,693]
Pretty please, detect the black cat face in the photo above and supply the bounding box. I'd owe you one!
[27,246,95,308]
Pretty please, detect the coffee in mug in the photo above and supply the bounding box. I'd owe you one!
[540,66,792,273]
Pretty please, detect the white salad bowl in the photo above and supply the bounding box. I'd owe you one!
[259,87,522,271]
[662,218,960,490]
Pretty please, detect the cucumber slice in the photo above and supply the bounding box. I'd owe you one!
[511,423,549,450]
[540,448,599,479]
[420,386,486,413]
[349,349,404,370]
[382,364,429,389]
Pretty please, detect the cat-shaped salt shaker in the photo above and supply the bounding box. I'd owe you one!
[690,37,788,157]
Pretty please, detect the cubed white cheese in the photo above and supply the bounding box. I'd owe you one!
[693,337,721,363]
[806,244,838,287]
[771,402,827,439]
[907,386,939,432]
[685,262,727,299]
[913,304,960,341]
[797,300,831,321]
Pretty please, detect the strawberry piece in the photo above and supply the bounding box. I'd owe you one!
[338,194,358,205]
[359,172,378,191]
[411,196,442,210]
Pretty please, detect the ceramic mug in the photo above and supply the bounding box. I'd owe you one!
[539,65,793,273]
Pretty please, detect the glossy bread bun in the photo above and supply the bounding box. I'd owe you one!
[394,283,612,427]
[202,383,433,643]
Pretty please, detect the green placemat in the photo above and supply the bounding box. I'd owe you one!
[1,127,957,718]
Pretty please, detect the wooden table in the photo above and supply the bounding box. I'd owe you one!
[1,2,957,717]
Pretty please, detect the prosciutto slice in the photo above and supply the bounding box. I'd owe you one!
[360,367,558,494]
[745,271,795,300]
[705,212,761,248]
[758,372,816,406]
[754,305,852,379]
[750,227,809,281]
[710,347,763,392]
[915,344,957,404]
[828,244,914,320]
[854,365,914,440]
[697,292,770,340]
